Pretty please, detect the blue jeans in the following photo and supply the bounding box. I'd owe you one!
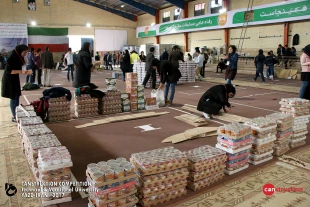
[164,82,176,101]
[299,81,309,98]
[10,95,20,118]
[26,65,36,83]
[226,79,232,85]
[67,64,74,80]
[266,65,274,77]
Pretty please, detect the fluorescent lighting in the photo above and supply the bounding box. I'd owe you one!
[121,5,125,8]
[151,22,155,26]
[31,21,36,26]
[219,8,227,13]
[86,23,91,27]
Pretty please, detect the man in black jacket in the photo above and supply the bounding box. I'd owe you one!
[40,46,54,87]
[142,47,156,89]
[160,49,169,61]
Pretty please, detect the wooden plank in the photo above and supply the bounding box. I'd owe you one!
[174,114,208,127]
[75,111,170,128]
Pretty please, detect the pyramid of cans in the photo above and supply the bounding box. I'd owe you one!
[130,147,188,206]
[48,96,71,122]
[86,158,138,207]
[279,98,310,148]
[244,117,277,164]
[74,94,99,118]
[38,146,73,206]
[265,113,294,156]
[186,146,226,191]
[216,123,252,175]
[99,78,122,115]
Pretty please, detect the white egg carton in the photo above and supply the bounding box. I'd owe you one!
[252,135,276,145]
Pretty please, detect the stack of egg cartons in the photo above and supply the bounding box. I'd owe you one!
[121,93,131,112]
[130,147,188,207]
[186,62,196,83]
[38,146,73,206]
[100,91,122,115]
[86,158,138,207]
[18,116,44,136]
[266,113,294,156]
[48,96,71,122]
[137,85,145,111]
[74,94,99,118]
[279,98,310,148]
[133,62,146,86]
[245,117,277,165]
[186,145,226,191]
[16,105,37,123]
[178,62,188,84]
[216,123,252,175]
[126,73,138,111]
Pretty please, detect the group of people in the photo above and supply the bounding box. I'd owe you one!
[252,49,278,82]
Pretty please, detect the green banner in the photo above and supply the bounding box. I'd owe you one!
[138,30,156,38]
[159,15,219,33]
[233,1,310,24]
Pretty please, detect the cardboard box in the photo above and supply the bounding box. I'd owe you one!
[145,97,156,106]
[137,85,144,92]
[131,103,138,111]
[130,95,138,103]
[122,99,130,105]
[121,93,129,100]
[137,98,145,104]
[137,91,144,99]
[122,105,131,112]
[126,87,138,95]
[126,73,138,80]
[138,104,145,110]
[126,80,138,88]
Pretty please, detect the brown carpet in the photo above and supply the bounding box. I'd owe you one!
[279,146,310,170]
[172,161,310,207]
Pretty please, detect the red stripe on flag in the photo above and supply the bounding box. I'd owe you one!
[28,44,69,53]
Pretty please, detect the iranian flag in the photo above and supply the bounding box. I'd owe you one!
[28,27,69,52]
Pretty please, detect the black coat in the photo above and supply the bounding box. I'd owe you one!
[73,50,93,88]
[160,60,182,83]
[43,87,72,101]
[145,53,154,72]
[1,50,24,99]
[122,53,131,73]
[255,54,265,73]
[160,51,169,61]
[197,85,233,115]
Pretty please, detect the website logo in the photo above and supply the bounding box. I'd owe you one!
[262,183,303,196]
[5,183,17,197]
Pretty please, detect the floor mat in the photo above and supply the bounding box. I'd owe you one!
[204,77,300,93]
[173,161,310,207]
[279,146,310,170]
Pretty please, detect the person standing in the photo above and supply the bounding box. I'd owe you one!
[195,50,204,81]
[169,46,183,70]
[158,60,182,106]
[142,47,156,89]
[265,52,275,80]
[95,52,100,61]
[224,45,239,85]
[201,47,209,78]
[192,47,199,59]
[25,47,36,83]
[65,48,74,82]
[104,53,108,69]
[112,52,117,67]
[119,52,124,72]
[299,44,310,99]
[122,50,131,81]
[160,49,169,61]
[73,42,100,88]
[253,49,266,83]
[292,47,297,56]
[130,50,140,72]
[107,52,113,70]
[1,45,32,122]
[139,51,146,62]
[187,53,192,61]
[35,48,42,86]
[40,46,54,87]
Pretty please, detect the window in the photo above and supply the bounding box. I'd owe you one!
[210,0,223,14]
[162,11,170,23]
[174,8,181,20]
[194,3,205,17]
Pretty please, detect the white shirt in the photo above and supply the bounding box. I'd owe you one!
[65,52,73,65]
[195,54,204,67]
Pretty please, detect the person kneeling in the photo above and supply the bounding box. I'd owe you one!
[158,60,182,106]
[197,84,236,119]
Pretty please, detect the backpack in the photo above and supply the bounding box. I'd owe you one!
[31,97,49,121]
[22,83,40,91]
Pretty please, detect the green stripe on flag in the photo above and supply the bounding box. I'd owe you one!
[28,27,68,36]
[138,30,156,37]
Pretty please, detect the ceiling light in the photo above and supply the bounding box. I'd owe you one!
[219,8,227,13]
[31,21,36,26]
[121,5,125,8]
[86,23,91,27]
[151,22,155,26]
